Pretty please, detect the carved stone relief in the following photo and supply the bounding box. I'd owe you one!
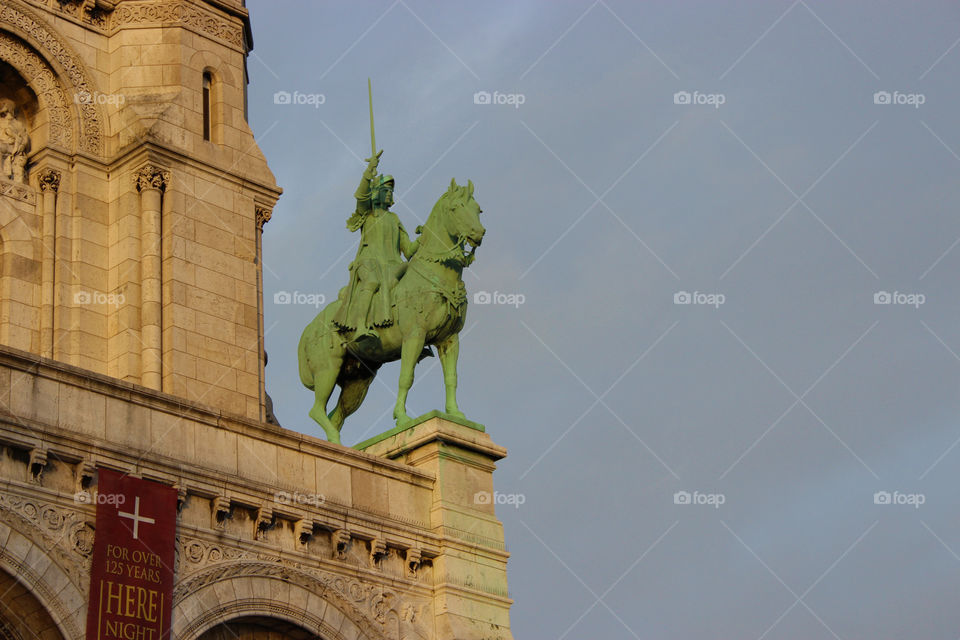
[0,99,28,183]
[0,2,105,154]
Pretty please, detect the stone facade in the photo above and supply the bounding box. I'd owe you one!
[0,346,514,639]
[0,2,514,639]
[0,0,277,420]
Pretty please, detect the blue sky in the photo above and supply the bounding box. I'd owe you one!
[248,2,960,637]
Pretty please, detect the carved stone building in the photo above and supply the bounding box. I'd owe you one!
[0,2,514,639]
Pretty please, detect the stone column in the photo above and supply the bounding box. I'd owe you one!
[255,205,271,421]
[37,168,61,359]
[133,164,169,390]
[358,414,515,640]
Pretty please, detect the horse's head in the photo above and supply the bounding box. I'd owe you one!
[423,178,485,266]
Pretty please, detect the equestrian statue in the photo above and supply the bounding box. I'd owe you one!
[297,81,485,444]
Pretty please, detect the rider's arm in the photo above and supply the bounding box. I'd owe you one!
[399,222,419,259]
[348,152,381,230]
[354,167,374,211]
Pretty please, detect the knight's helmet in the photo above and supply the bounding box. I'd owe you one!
[371,174,395,207]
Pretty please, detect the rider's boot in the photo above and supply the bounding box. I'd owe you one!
[347,287,376,336]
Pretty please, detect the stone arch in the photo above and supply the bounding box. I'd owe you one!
[0,1,105,155]
[183,601,352,640]
[0,32,70,152]
[0,568,65,640]
[0,516,88,640]
[173,563,388,640]
[197,615,327,640]
[186,50,239,91]
[188,49,239,139]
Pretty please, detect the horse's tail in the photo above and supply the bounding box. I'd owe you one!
[298,301,343,389]
[297,326,314,389]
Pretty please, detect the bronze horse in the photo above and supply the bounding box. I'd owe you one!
[298,179,485,443]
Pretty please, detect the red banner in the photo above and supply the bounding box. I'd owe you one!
[85,469,177,640]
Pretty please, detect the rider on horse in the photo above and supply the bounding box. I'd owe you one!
[333,151,419,341]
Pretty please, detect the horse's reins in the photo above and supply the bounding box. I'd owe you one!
[414,229,476,268]
[405,259,468,311]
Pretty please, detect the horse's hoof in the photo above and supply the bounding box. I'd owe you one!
[446,408,466,420]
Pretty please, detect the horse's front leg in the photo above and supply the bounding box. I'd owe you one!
[394,329,426,426]
[437,333,465,419]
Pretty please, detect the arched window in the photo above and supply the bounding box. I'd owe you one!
[202,71,212,141]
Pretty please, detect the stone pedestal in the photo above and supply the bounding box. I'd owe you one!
[358,412,514,640]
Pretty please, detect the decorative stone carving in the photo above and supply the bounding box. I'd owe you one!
[211,496,231,530]
[370,591,388,623]
[110,2,245,50]
[183,540,204,564]
[50,0,110,27]
[0,99,29,183]
[27,448,47,484]
[370,538,387,569]
[37,168,60,192]
[295,519,314,544]
[133,164,170,192]
[332,528,350,560]
[254,505,273,540]
[176,536,252,576]
[255,204,272,230]
[75,459,95,493]
[400,602,430,640]
[0,2,104,154]
[0,493,92,587]
[69,521,95,557]
[0,180,34,203]
[405,548,422,578]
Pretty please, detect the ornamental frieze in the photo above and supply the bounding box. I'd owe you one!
[110,2,244,50]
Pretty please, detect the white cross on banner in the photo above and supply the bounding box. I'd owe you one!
[117,496,156,540]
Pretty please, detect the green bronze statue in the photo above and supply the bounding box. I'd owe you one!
[297,82,485,444]
[331,150,419,340]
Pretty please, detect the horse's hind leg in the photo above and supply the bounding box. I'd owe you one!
[329,367,378,433]
[309,367,342,444]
